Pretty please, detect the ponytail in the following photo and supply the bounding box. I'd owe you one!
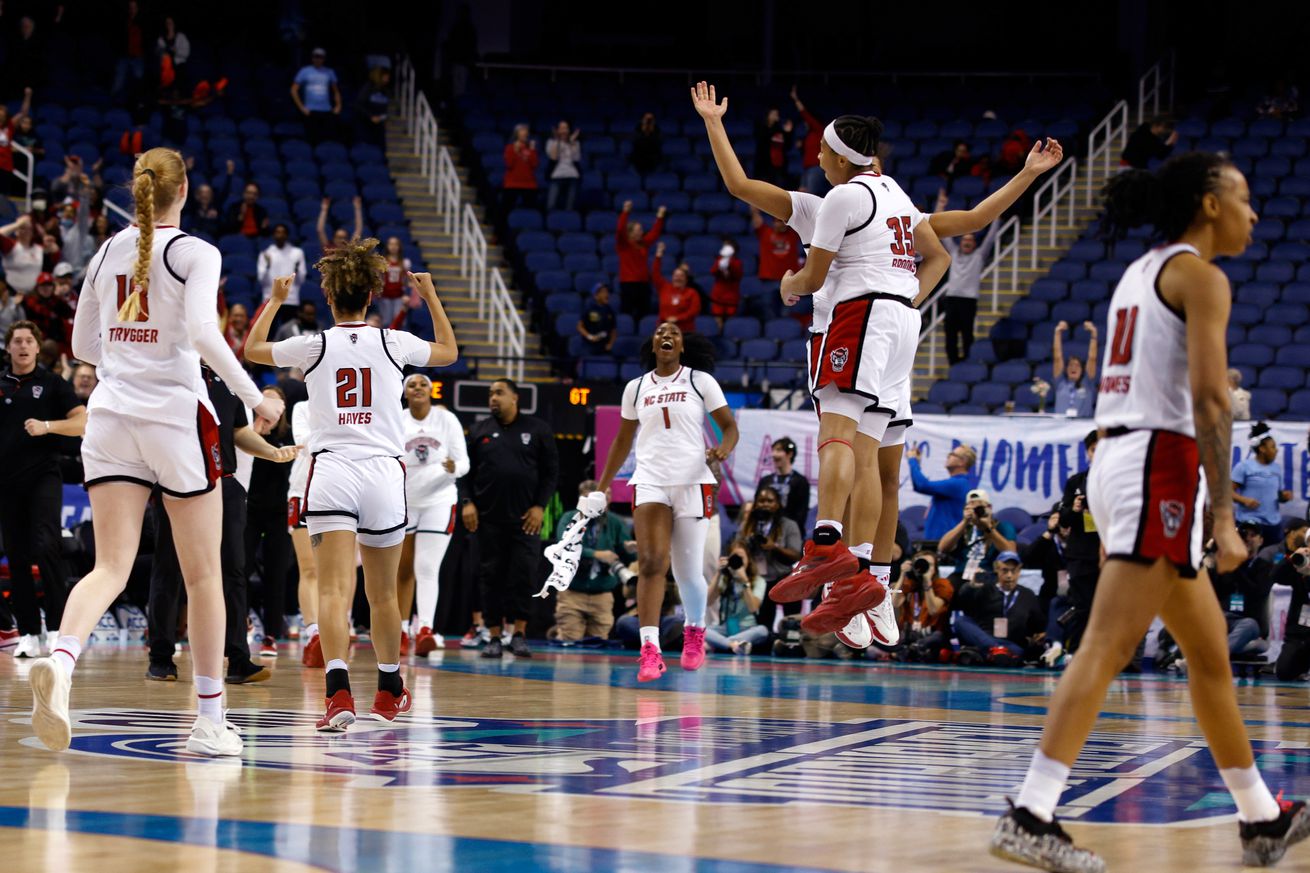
[120,148,186,322]
[1101,151,1233,242]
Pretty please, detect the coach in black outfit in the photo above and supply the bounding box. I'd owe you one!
[461,378,558,659]
[1057,430,1100,651]
[0,320,84,655]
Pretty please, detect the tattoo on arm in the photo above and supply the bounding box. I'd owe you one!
[1197,408,1234,512]
[311,533,323,548]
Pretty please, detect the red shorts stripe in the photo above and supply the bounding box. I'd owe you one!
[197,402,222,487]
[809,296,873,394]
[445,505,457,534]
[1135,431,1201,567]
[701,483,714,519]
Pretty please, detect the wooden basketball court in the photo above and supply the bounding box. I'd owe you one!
[3,644,1308,872]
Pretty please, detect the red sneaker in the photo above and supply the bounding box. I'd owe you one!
[769,540,859,603]
[414,627,438,656]
[399,631,410,656]
[802,572,887,634]
[316,690,356,732]
[302,633,324,668]
[370,687,413,722]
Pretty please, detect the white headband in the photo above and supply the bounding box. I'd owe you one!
[823,122,873,166]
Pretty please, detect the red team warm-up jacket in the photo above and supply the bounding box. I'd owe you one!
[652,255,700,332]
[616,211,664,283]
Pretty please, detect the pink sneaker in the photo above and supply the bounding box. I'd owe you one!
[680,626,706,671]
[637,642,667,682]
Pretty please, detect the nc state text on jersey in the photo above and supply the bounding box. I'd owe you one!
[644,391,688,406]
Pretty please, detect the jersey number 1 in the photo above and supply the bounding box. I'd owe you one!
[115,275,150,321]
[336,367,373,407]
[1108,306,1139,366]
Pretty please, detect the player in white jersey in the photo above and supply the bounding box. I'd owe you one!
[993,154,1309,873]
[286,399,326,668]
[27,148,284,758]
[245,242,458,731]
[398,373,469,656]
[594,323,738,682]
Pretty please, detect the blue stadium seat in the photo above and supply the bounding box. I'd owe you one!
[638,315,660,336]
[1013,385,1044,411]
[928,381,968,406]
[1258,367,1303,390]
[1250,388,1288,418]
[1229,303,1262,326]
[579,358,619,381]
[1257,261,1295,283]
[693,193,732,213]
[1048,261,1086,282]
[717,363,751,386]
[1249,325,1292,347]
[1067,239,1103,261]
[217,235,255,257]
[968,340,996,363]
[763,319,803,341]
[1236,282,1279,307]
[546,211,582,233]
[740,338,778,361]
[563,252,601,273]
[1051,301,1090,324]
[1267,303,1309,326]
[1009,300,1048,324]
[722,318,760,340]
[1088,262,1127,282]
[969,383,1011,408]
[612,336,643,359]
[369,203,405,225]
[1028,279,1067,302]
[707,214,748,235]
[525,251,561,271]
[949,362,989,383]
[780,339,808,361]
[1069,280,1109,303]
[574,271,608,294]
[693,315,720,336]
[666,214,706,235]
[535,270,572,293]
[557,232,596,254]
[1230,343,1274,367]
[1288,390,1310,418]
[992,361,1032,384]
[554,313,579,336]
[545,292,581,314]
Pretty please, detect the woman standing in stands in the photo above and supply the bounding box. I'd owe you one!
[593,322,738,682]
[377,236,412,330]
[246,384,296,657]
[615,200,666,319]
[28,148,284,756]
[501,124,540,214]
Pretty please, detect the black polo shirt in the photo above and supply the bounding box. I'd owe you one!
[463,412,559,525]
[0,365,82,484]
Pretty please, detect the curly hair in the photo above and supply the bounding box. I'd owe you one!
[316,236,387,313]
[1101,151,1234,242]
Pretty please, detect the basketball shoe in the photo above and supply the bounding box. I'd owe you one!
[399,631,410,656]
[316,690,356,732]
[803,573,887,635]
[29,658,72,751]
[414,627,441,656]
[637,642,666,682]
[1241,795,1310,867]
[302,633,324,668]
[770,540,859,603]
[370,687,413,722]
[990,800,1104,873]
[680,626,706,670]
[14,634,42,659]
[186,715,243,757]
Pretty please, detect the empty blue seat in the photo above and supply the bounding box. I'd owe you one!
[1067,239,1103,261]
[1250,388,1288,418]
[1229,302,1261,326]
[1048,261,1086,282]
[1088,262,1127,282]
[1267,303,1309,326]
[693,193,732,213]
[553,312,579,335]
[763,319,803,341]
[970,383,1011,408]
[740,338,778,360]
[545,292,581,314]
[1230,343,1274,367]
[1287,390,1310,418]
[707,214,747,235]
[693,315,720,336]
[1257,261,1295,283]
[717,362,751,386]
[1237,282,1279,307]
[723,318,761,340]
[928,381,968,406]
[1070,280,1109,302]
[546,211,582,233]
[1051,301,1090,324]
[1249,325,1292,347]
[949,362,989,383]
[579,358,619,381]
[1028,279,1068,302]
[612,336,643,359]
[563,252,600,272]
[535,271,572,293]
[1259,367,1303,390]
[1009,300,1048,324]
[217,235,255,257]
[780,338,808,360]
[557,233,596,254]
[992,361,1032,384]
[666,214,706,235]
[369,203,404,224]
[968,339,997,363]
[1013,384,1044,411]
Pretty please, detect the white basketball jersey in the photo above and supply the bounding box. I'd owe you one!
[287,400,312,498]
[76,227,263,423]
[1095,243,1199,437]
[271,323,431,459]
[620,366,728,487]
[403,404,468,507]
[787,173,924,332]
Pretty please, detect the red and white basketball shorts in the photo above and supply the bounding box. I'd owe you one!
[304,452,408,548]
[406,500,457,536]
[83,402,222,498]
[1088,429,1206,578]
[632,483,715,520]
[807,294,920,441]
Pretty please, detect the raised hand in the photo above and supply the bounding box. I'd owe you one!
[1025,138,1064,175]
[408,271,439,302]
[622,200,633,212]
[690,81,728,120]
[1055,321,1069,334]
[271,274,295,303]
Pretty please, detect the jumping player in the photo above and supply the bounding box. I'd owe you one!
[594,322,738,681]
[991,154,1308,872]
[244,248,458,730]
[28,147,284,756]
[399,373,468,655]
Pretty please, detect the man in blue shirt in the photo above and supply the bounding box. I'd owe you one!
[1234,422,1290,547]
[291,47,342,144]
[906,442,976,542]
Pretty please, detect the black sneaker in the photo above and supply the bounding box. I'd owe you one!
[481,637,503,659]
[225,659,272,684]
[1241,797,1310,867]
[989,800,1105,873]
[146,661,178,682]
[509,634,533,658]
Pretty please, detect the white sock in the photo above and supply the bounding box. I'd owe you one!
[1221,765,1281,822]
[850,542,872,561]
[639,626,661,650]
[400,620,410,635]
[1016,750,1070,822]
[50,635,81,678]
[195,675,224,723]
[378,662,400,673]
[306,623,319,639]
[816,519,843,537]
[326,658,348,673]
[870,564,891,587]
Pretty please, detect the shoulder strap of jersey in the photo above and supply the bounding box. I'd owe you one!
[687,368,704,400]
[304,329,328,376]
[89,231,121,285]
[379,328,403,373]
[162,231,191,284]
[844,180,878,238]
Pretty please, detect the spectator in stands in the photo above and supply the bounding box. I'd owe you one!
[936,190,984,365]
[1121,118,1177,169]
[577,282,616,355]
[630,112,662,176]
[22,272,72,352]
[905,442,976,542]
[0,87,32,194]
[1,215,42,293]
[790,86,827,195]
[316,196,364,251]
[1234,421,1291,546]
[13,113,40,163]
[1274,531,1310,680]
[155,16,190,86]
[71,362,97,402]
[930,141,975,184]
[553,481,632,642]
[224,303,250,357]
[616,200,665,319]
[56,188,94,275]
[502,124,540,213]
[740,483,804,632]
[939,489,1017,584]
[223,182,269,238]
[88,214,113,253]
[183,182,221,239]
[258,223,306,320]
[1056,430,1100,654]
[751,208,802,319]
[274,301,321,342]
[705,542,768,655]
[754,437,811,534]
[1209,521,1274,657]
[1228,368,1252,421]
[708,238,743,326]
[753,107,793,188]
[377,237,412,329]
[1260,519,1308,565]
[545,121,582,212]
[995,128,1033,175]
[0,278,24,337]
[893,549,953,662]
[111,1,146,100]
[652,242,700,332]
[354,65,391,147]
[953,551,1045,663]
[50,154,99,207]
[51,262,75,300]
[1051,320,1098,417]
[291,47,342,145]
[1257,78,1300,119]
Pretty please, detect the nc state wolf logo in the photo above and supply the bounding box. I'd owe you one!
[349,333,359,344]
[829,347,850,373]
[414,445,429,463]
[1159,500,1186,539]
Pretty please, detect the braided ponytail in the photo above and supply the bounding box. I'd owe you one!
[119,149,186,322]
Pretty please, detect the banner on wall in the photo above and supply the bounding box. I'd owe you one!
[598,408,1310,516]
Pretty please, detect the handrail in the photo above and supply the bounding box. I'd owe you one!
[488,268,526,382]
[1085,100,1130,208]
[435,147,460,235]
[1137,51,1176,124]
[1029,158,1079,268]
[105,198,134,227]
[11,141,34,213]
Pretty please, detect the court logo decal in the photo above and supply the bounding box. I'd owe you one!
[16,709,1308,825]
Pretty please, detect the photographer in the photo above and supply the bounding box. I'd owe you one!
[1024,506,1074,666]
[1057,431,1100,652]
[552,481,635,642]
[892,550,953,661]
[737,484,802,628]
[952,551,1045,664]
[704,542,768,655]
[1207,522,1273,657]
[1260,519,1308,566]
[1273,527,1310,680]
[938,489,1017,583]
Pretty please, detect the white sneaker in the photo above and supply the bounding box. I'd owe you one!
[500,628,513,645]
[15,634,43,659]
[1040,642,1064,668]
[29,658,72,751]
[835,612,873,649]
[186,715,244,757]
[866,592,900,648]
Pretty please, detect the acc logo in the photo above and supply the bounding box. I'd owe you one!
[829,347,849,373]
[16,708,1302,825]
[1160,500,1186,539]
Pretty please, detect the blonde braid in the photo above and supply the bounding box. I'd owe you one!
[119,169,155,322]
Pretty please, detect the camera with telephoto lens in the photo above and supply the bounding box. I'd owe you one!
[607,559,636,585]
[747,532,767,552]
[973,505,988,519]
[905,557,934,585]
[1293,552,1310,573]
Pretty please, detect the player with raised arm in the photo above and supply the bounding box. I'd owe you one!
[244,247,458,730]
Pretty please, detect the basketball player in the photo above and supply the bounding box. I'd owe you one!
[28,147,284,757]
[244,249,458,730]
[399,373,468,655]
[992,154,1308,872]
[594,323,737,681]
[287,399,323,667]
